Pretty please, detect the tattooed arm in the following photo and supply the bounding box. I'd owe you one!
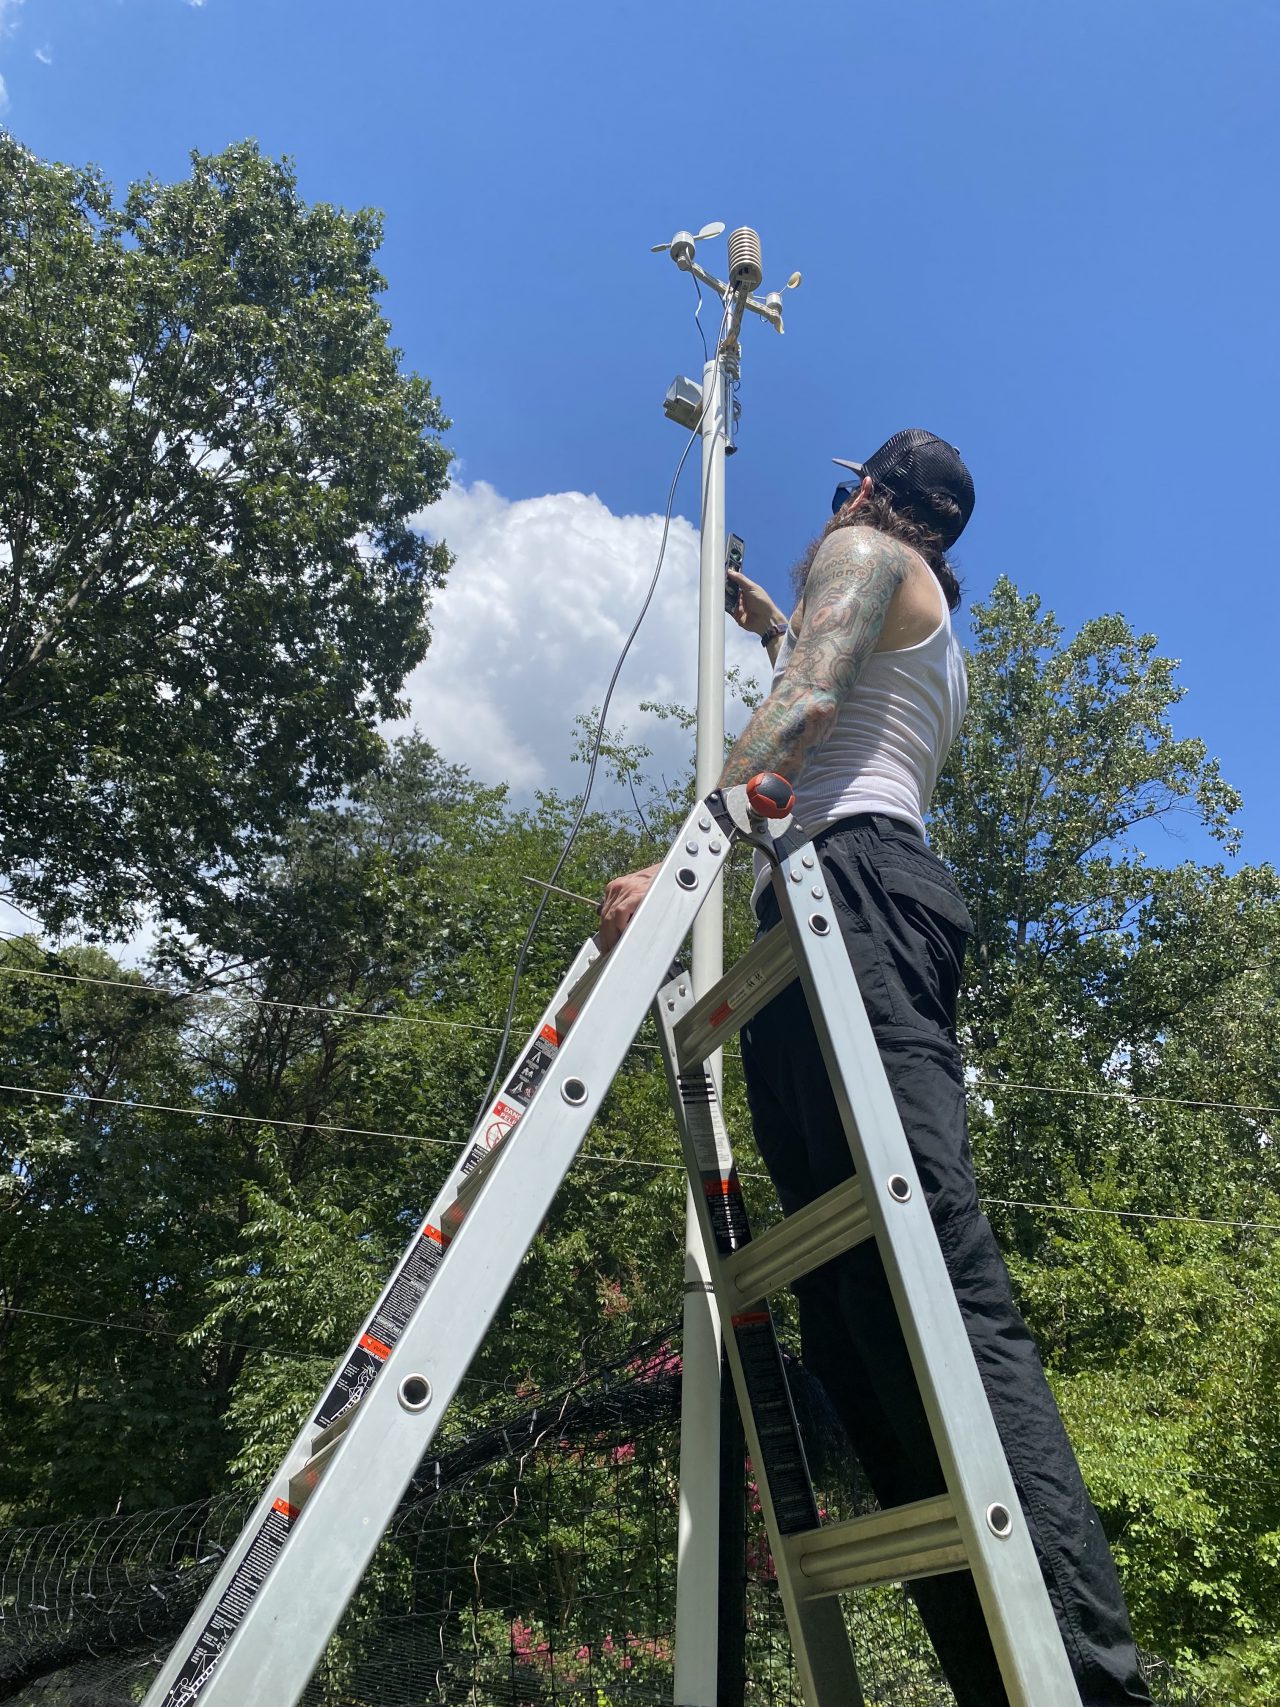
[718,527,910,790]
[600,526,910,949]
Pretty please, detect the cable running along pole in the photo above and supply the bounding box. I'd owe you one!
[652,220,801,1707]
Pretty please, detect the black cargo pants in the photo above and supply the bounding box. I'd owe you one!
[740,816,1152,1707]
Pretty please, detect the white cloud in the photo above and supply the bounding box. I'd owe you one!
[399,481,768,803]
[0,72,7,112]
[34,44,50,64]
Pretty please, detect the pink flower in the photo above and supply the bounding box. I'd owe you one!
[610,1442,636,1464]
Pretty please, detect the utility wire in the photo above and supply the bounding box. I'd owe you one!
[982,1198,1280,1232]
[4,955,1277,1121]
[0,1304,517,1392]
[0,1081,458,1148]
[1,1080,1275,1232]
[972,1076,1279,1119]
[0,959,517,1038]
[0,1078,715,1171]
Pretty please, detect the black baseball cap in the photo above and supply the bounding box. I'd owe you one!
[832,429,975,548]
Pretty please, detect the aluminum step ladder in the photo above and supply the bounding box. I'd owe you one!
[142,776,1081,1707]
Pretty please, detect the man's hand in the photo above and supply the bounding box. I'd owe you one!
[599,862,661,950]
[726,568,786,636]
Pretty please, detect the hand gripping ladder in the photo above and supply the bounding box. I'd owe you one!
[143,776,1080,1707]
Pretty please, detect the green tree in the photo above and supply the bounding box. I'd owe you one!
[0,135,451,938]
[933,578,1280,1699]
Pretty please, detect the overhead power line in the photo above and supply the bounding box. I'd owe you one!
[0,1304,515,1392]
[982,1198,1280,1232]
[0,959,515,1038]
[973,1076,1279,1120]
[1,958,1276,1120]
[1,1079,1275,1233]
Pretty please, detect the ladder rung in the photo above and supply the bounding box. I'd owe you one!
[556,947,605,1035]
[289,1434,344,1511]
[721,1177,870,1301]
[784,1495,967,1596]
[673,925,796,1070]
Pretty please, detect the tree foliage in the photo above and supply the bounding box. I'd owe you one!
[1,571,1277,1699]
[0,135,452,937]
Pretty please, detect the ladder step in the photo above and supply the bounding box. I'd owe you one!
[721,1178,871,1301]
[673,924,796,1070]
[289,1434,344,1511]
[555,947,606,1035]
[784,1495,967,1597]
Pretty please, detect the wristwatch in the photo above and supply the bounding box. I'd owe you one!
[760,620,788,647]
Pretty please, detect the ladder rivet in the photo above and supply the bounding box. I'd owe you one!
[811,886,824,900]
[686,840,699,855]
[676,867,699,890]
[801,854,814,869]
[562,1077,589,1105]
[808,913,830,935]
[678,982,688,996]
[698,815,712,831]
[397,1374,433,1413]
[708,840,722,854]
[790,869,803,883]
[986,1502,1014,1538]
[887,1174,912,1203]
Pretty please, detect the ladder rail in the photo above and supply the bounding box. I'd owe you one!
[654,975,866,1707]
[143,794,743,1707]
[141,782,1084,1707]
[765,854,1082,1706]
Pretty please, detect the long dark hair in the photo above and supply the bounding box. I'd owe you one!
[793,491,963,611]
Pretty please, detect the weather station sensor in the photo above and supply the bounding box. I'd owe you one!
[662,375,704,431]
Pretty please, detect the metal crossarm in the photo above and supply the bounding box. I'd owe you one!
[143,780,1080,1707]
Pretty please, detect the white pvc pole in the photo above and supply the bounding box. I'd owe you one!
[672,353,728,1707]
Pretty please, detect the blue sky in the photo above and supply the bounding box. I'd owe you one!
[3,0,1278,868]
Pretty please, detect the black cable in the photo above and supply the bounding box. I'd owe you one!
[475,419,704,1116]
[475,296,732,1118]
[691,270,711,365]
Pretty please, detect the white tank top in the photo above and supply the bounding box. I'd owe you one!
[751,570,967,902]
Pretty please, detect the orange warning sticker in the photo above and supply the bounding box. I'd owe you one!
[484,1099,522,1148]
[731,1311,770,1328]
[359,1332,392,1361]
[709,1001,733,1028]
[539,1022,560,1047]
[423,1223,444,1244]
[272,1497,300,1520]
[702,1177,738,1196]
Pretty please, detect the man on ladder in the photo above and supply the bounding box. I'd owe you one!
[601,431,1152,1707]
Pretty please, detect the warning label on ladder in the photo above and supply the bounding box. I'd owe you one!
[503,1023,559,1106]
[732,1313,819,1536]
[315,1225,446,1430]
[160,1498,297,1705]
[313,1021,564,1433]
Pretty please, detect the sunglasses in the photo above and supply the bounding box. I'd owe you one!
[831,465,866,515]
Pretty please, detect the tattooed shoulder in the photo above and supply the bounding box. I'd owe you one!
[806,525,915,599]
